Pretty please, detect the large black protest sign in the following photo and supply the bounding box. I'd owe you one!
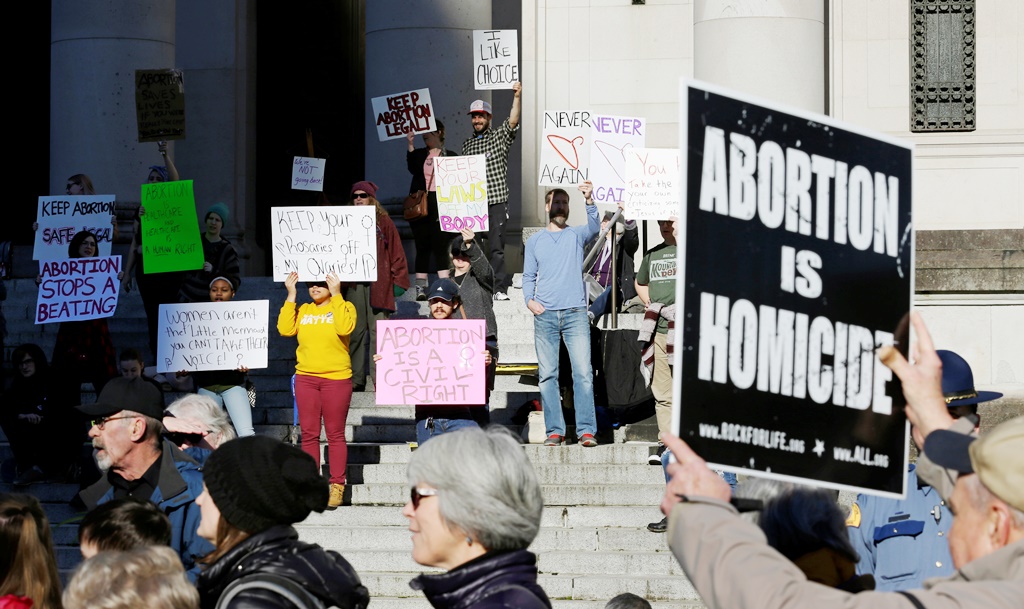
[675,81,913,497]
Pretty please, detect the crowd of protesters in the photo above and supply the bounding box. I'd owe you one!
[2,95,1021,609]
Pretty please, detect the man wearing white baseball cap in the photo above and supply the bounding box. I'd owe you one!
[462,82,522,301]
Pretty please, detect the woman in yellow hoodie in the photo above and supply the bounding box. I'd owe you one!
[277,270,357,508]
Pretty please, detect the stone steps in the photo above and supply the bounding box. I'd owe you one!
[2,271,683,607]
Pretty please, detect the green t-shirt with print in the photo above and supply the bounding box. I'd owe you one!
[636,243,676,333]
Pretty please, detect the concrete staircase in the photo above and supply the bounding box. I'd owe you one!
[1,274,698,607]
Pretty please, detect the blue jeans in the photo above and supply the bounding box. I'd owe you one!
[534,307,597,438]
[415,416,479,445]
[198,385,255,437]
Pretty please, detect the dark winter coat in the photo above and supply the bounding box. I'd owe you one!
[198,524,369,609]
[409,549,552,609]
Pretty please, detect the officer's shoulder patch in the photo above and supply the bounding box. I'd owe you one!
[846,502,862,528]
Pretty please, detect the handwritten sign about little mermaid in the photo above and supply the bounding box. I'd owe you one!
[156,300,270,373]
[271,206,377,281]
[135,68,185,142]
[473,30,519,90]
[291,157,326,191]
[434,155,489,232]
[625,148,681,221]
[371,88,437,141]
[376,319,486,405]
[33,195,117,260]
[35,256,121,324]
[140,180,205,274]
[675,79,913,497]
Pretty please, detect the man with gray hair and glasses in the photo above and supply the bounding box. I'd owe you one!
[76,376,212,581]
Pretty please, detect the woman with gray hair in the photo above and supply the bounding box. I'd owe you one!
[163,394,237,463]
[403,426,551,608]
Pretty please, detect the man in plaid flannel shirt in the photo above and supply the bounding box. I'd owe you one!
[462,81,522,300]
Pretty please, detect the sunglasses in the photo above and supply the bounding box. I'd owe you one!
[410,486,438,509]
[353,192,370,199]
[165,431,207,446]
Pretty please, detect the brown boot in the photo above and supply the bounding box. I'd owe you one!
[328,483,345,508]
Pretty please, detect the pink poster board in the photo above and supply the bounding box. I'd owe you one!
[376,319,487,405]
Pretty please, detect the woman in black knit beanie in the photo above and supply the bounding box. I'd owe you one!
[194,436,369,609]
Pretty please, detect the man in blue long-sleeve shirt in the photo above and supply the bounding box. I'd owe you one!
[522,181,600,447]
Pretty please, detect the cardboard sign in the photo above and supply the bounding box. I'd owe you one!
[539,110,591,186]
[371,88,437,141]
[625,148,681,221]
[589,115,646,204]
[156,300,270,373]
[434,155,489,232]
[35,255,121,325]
[473,30,519,90]
[140,180,205,274]
[135,69,185,142]
[270,206,377,281]
[291,157,326,191]
[33,196,116,260]
[674,79,914,497]
[376,319,487,405]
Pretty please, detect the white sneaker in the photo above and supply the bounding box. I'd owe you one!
[493,291,510,301]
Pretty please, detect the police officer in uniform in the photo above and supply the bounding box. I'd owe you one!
[845,350,1001,591]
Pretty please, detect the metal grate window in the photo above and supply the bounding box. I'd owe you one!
[911,0,976,132]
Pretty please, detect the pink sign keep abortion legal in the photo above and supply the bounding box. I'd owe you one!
[434,155,489,233]
[375,319,487,405]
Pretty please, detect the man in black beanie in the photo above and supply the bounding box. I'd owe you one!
[196,436,369,609]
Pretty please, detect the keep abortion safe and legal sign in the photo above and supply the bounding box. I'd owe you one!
[674,80,914,498]
[33,196,117,260]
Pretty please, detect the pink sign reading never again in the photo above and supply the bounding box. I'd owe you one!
[375,319,487,405]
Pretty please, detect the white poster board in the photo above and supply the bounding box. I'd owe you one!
[624,148,681,221]
[589,115,646,204]
[270,206,377,281]
[435,155,489,232]
[539,110,591,186]
[291,157,326,191]
[371,88,437,141]
[157,300,270,373]
[35,256,121,324]
[33,196,116,260]
[473,30,519,90]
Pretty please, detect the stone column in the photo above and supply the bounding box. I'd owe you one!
[51,0,176,199]
[365,0,491,200]
[693,0,825,113]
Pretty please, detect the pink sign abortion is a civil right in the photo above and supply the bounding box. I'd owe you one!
[375,319,487,406]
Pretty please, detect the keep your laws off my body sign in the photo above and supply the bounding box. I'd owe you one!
[271,206,377,281]
[675,80,913,498]
[156,300,269,373]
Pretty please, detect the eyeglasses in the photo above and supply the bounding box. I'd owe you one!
[428,297,454,306]
[352,192,370,199]
[18,358,34,366]
[410,487,438,509]
[91,415,134,430]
